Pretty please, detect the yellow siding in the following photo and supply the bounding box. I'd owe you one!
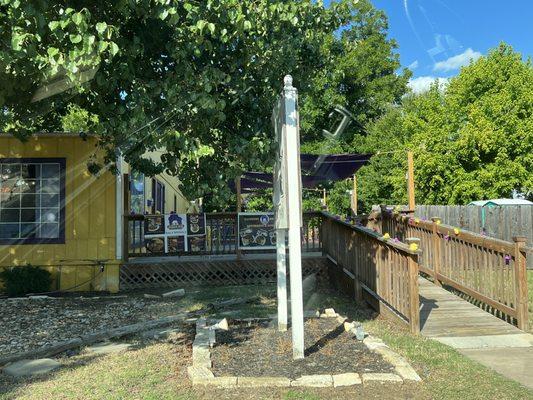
[0,135,119,293]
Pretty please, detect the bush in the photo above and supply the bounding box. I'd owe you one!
[0,265,52,296]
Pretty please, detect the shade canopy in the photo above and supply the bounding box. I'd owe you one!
[230,153,372,193]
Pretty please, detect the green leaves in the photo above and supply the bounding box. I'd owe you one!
[96,22,107,34]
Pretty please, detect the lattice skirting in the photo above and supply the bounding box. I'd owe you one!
[120,257,329,290]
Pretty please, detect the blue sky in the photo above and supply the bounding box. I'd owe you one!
[325,0,533,93]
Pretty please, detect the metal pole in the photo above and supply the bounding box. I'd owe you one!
[284,75,304,359]
[352,174,358,216]
[276,229,288,331]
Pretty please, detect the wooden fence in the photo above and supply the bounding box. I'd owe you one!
[381,211,529,330]
[123,211,322,260]
[321,213,421,333]
[403,205,533,270]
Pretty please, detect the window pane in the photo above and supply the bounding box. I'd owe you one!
[20,180,38,194]
[40,223,59,238]
[0,209,20,223]
[41,194,59,208]
[1,194,20,208]
[21,209,38,223]
[3,179,19,193]
[20,223,38,238]
[21,164,40,179]
[40,208,59,223]
[41,164,60,179]
[0,223,19,239]
[40,179,60,194]
[1,164,20,180]
[21,193,38,208]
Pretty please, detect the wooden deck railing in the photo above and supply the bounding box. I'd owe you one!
[321,212,421,333]
[123,211,322,260]
[380,210,529,330]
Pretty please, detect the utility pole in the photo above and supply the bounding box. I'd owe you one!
[407,151,416,212]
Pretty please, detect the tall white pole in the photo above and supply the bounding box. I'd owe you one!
[284,75,304,359]
[276,229,288,331]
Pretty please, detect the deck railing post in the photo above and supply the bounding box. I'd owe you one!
[513,236,528,330]
[430,217,441,286]
[406,241,420,334]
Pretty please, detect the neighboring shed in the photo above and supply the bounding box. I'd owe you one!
[468,199,533,207]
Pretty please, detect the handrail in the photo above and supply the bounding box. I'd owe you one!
[321,211,421,333]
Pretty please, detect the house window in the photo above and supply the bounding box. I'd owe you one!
[130,171,145,214]
[151,178,165,214]
[0,158,65,244]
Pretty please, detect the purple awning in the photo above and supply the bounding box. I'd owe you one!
[229,153,372,192]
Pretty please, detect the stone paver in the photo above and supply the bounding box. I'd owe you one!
[332,373,362,387]
[362,373,402,383]
[459,347,533,390]
[291,374,333,387]
[86,342,131,355]
[238,376,291,387]
[3,358,60,377]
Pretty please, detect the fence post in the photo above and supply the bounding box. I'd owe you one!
[513,236,528,330]
[407,250,420,334]
[430,217,442,286]
[122,216,129,263]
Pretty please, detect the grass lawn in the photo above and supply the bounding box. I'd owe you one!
[1,284,532,400]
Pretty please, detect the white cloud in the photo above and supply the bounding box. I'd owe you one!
[408,60,419,70]
[433,48,481,72]
[408,76,449,94]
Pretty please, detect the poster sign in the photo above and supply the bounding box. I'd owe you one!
[145,236,165,254]
[238,212,276,249]
[165,213,187,235]
[188,235,206,252]
[167,236,186,253]
[187,214,206,236]
[145,215,165,235]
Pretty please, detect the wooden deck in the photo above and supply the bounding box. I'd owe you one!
[419,277,523,337]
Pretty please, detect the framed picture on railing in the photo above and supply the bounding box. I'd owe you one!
[238,212,276,250]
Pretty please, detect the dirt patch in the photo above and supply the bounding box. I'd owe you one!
[211,318,394,379]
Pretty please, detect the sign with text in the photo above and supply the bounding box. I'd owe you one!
[238,212,276,250]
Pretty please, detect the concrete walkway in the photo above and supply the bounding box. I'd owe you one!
[418,277,533,389]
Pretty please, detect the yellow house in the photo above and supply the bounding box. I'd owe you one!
[0,133,189,293]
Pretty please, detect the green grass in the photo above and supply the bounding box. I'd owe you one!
[1,284,532,400]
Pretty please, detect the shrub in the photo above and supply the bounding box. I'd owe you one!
[0,265,52,297]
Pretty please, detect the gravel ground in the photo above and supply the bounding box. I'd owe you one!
[0,293,188,357]
[211,318,394,379]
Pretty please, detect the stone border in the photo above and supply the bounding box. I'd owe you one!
[188,310,421,388]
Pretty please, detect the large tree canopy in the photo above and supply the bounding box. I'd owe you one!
[1,0,409,204]
[352,43,533,211]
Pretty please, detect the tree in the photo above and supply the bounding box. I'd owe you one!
[359,43,533,208]
[0,1,349,198]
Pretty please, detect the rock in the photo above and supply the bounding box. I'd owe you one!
[344,321,356,332]
[320,308,337,318]
[143,294,160,299]
[210,318,229,331]
[3,358,60,377]
[333,373,362,387]
[395,365,422,381]
[361,373,403,383]
[187,365,214,381]
[207,377,238,388]
[238,376,291,387]
[291,374,333,387]
[162,289,185,298]
[86,342,131,355]
[303,310,320,318]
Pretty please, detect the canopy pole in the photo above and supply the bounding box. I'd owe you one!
[407,151,416,212]
[351,174,358,216]
[235,176,242,212]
